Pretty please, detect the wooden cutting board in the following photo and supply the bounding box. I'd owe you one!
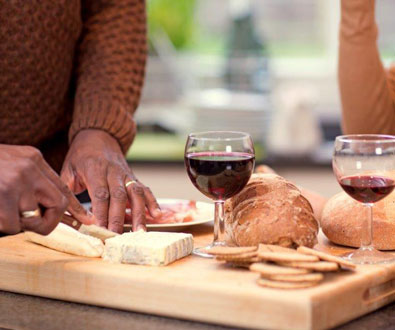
[0,225,394,330]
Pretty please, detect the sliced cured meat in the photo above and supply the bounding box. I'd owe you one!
[145,200,197,224]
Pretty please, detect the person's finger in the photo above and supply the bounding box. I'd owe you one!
[126,181,146,232]
[19,192,42,232]
[58,180,95,226]
[16,160,65,235]
[60,162,77,191]
[84,166,110,228]
[124,211,133,224]
[37,207,65,235]
[31,150,94,225]
[60,162,87,195]
[0,194,20,235]
[107,170,127,233]
[47,164,94,225]
[142,186,161,218]
[32,175,69,235]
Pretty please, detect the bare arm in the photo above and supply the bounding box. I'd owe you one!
[339,0,395,134]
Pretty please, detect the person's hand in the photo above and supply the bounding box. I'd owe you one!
[0,145,94,235]
[61,129,161,233]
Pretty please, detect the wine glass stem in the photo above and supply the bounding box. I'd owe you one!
[361,204,373,250]
[213,201,225,245]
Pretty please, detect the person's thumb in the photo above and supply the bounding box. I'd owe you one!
[60,163,86,195]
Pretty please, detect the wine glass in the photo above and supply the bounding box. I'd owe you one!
[185,131,255,257]
[333,134,395,264]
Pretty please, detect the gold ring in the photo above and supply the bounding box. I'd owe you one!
[125,180,137,188]
[21,209,41,218]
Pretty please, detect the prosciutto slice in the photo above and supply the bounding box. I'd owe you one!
[145,200,197,224]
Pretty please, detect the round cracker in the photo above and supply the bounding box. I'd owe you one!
[216,251,258,262]
[226,261,251,268]
[250,263,310,275]
[258,252,319,263]
[266,273,324,283]
[257,278,318,289]
[222,257,260,264]
[281,261,339,272]
[259,244,298,254]
[204,246,257,256]
[297,246,356,269]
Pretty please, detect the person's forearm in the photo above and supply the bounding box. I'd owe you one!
[339,0,395,134]
[70,0,147,153]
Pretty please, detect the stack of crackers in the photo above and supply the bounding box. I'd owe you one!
[205,245,356,289]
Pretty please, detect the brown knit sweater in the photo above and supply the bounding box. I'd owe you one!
[0,0,147,170]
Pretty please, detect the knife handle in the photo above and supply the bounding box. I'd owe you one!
[61,213,82,230]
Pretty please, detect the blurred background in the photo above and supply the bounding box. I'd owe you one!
[128,0,395,201]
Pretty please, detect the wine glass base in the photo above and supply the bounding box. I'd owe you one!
[342,246,395,265]
[193,241,226,258]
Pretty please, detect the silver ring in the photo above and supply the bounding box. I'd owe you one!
[21,209,41,218]
[125,180,137,188]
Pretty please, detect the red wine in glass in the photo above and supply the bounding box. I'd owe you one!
[333,134,395,264]
[185,152,255,201]
[185,131,255,257]
[339,175,395,204]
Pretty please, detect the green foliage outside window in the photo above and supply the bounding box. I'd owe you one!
[147,0,197,50]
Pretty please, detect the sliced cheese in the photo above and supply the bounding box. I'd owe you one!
[103,231,194,266]
[25,223,104,257]
[78,224,118,241]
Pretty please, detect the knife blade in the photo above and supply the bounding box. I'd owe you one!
[61,213,119,241]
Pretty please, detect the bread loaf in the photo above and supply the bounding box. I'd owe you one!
[224,173,319,248]
[321,192,395,250]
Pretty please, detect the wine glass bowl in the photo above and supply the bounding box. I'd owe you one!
[185,131,255,257]
[333,134,395,264]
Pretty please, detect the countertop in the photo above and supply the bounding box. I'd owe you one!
[0,290,393,330]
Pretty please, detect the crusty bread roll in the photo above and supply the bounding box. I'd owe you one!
[224,173,319,248]
[321,192,395,250]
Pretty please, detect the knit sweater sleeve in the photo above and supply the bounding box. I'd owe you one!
[338,0,395,134]
[69,0,147,153]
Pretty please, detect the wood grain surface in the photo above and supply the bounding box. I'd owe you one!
[0,224,394,330]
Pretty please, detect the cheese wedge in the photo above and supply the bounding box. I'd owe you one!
[25,223,104,257]
[78,224,118,241]
[103,231,194,266]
